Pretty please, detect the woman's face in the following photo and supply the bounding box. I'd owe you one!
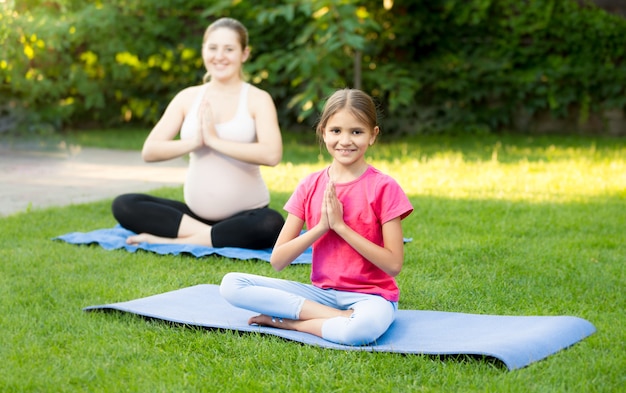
[202,27,249,82]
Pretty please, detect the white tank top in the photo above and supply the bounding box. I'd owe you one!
[179,83,270,220]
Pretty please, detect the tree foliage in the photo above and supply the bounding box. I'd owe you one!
[1,0,625,134]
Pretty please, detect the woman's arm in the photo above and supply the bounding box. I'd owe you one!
[202,88,283,167]
[141,87,203,162]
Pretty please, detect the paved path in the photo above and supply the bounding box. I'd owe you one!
[0,143,187,217]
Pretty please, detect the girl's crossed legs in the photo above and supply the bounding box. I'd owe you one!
[219,272,397,346]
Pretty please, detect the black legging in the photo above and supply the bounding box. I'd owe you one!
[111,193,285,249]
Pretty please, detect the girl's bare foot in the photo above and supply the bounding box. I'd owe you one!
[248,314,296,330]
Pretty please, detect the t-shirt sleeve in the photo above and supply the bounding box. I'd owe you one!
[284,178,308,220]
[379,177,413,224]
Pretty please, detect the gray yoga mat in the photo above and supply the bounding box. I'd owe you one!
[84,284,595,370]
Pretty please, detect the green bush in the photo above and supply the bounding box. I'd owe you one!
[1,0,625,134]
[1,0,208,130]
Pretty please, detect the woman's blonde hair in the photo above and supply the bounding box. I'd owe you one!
[202,18,249,83]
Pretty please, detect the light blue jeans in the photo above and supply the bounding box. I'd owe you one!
[219,272,397,346]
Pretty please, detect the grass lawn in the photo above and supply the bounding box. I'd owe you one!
[1,129,624,392]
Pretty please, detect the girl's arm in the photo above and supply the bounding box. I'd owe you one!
[142,88,203,162]
[331,217,405,277]
[325,181,404,277]
[201,88,283,167]
[270,213,328,271]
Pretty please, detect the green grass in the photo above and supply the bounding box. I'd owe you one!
[1,130,624,392]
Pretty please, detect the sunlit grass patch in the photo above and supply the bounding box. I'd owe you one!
[266,134,626,203]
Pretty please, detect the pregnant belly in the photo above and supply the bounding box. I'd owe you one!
[184,173,269,221]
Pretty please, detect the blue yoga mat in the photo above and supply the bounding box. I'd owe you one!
[54,225,312,264]
[84,284,595,371]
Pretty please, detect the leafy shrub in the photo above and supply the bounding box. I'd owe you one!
[1,0,208,131]
[1,0,625,135]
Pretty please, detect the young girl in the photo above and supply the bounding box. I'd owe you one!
[220,88,413,345]
[111,18,284,250]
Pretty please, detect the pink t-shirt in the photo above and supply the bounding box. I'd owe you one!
[284,166,413,301]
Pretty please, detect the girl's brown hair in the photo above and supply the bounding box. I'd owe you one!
[315,88,378,142]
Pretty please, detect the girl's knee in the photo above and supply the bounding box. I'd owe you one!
[322,315,392,346]
[321,298,395,345]
[219,272,264,306]
[219,272,245,300]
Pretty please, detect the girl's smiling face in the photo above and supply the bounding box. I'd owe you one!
[202,27,249,81]
[323,108,379,169]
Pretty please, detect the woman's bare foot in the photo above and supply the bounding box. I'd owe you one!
[126,233,173,245]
